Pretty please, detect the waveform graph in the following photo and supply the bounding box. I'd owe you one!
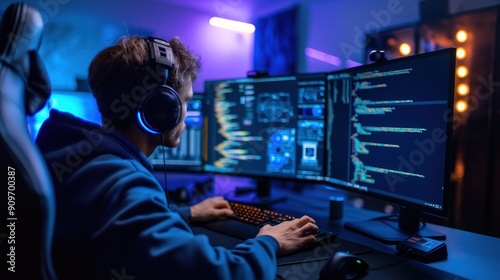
[212,83,265,170]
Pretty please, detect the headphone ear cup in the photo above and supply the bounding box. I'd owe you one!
[137,85,182,134]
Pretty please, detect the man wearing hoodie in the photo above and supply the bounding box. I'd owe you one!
[36,35,318,279]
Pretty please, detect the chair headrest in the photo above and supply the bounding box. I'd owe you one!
[0,2,51,115]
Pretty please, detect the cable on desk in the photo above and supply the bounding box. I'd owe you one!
[276,256,330,267]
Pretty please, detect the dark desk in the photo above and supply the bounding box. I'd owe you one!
[340,210,499,280]
[162,172,499,279]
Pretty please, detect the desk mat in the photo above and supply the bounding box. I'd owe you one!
[194,224,373,266]
[193,225,465,280]
[277,247,467,280]
[277,237,373,265]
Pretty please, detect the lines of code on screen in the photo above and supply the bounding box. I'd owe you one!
[204,74,326,181]
[325,50,454,211]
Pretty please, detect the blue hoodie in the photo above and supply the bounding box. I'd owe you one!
[36,110,279,280]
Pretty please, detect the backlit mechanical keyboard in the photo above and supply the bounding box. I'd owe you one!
[229,202,336,245]
[230,202,297,225]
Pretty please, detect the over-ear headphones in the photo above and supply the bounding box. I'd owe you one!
[136,36,182,134]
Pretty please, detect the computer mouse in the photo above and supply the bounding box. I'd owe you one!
[319,251,369,280]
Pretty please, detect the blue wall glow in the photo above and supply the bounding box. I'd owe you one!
[304,47,341,66]
[28,91,101,140]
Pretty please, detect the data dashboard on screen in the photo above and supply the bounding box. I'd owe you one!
[324,48,456,242]
[203,73,326,182]
[149,93,204,171]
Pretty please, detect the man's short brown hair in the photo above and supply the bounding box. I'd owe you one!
[88,35,201,129]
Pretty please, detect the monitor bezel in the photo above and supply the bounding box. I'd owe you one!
[323,48,456,218]
[202,72,328,183]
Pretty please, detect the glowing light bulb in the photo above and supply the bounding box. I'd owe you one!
[456,30,468,43]
[456,47,466,60]
[457,83,470,96]
[456,100,468,112]
[399,43,411,56]
[457,66,468,78]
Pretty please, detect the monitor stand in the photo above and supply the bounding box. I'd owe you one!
[225,177,287,207]
[345,206,446,244]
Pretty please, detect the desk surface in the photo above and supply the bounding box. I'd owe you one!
[162,172,500,280]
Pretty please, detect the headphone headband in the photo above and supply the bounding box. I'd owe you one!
[145,36,174,71]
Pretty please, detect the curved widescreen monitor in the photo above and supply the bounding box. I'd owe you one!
[324,48,456,243]
[203,73,327,204]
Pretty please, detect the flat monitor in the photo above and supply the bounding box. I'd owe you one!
[149,93,204,171]
[325,48,456,243]
[203,73,326,205]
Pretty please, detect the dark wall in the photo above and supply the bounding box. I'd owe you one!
[253,7,298,76]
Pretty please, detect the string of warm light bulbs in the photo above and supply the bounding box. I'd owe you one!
[455,29,469,113]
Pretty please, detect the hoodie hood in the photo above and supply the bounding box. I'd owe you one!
[36,109,152,182]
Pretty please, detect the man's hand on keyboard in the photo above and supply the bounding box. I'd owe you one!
[190,196,234,223]
[257,215,318,256]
